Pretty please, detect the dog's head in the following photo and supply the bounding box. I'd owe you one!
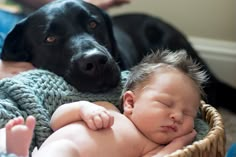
[1,0,120,92]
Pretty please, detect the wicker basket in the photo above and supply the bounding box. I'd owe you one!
[167,101,226,157]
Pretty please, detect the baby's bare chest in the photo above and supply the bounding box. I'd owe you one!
[44,118,146,157]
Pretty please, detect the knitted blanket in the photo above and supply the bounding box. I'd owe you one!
[0,69,208,157]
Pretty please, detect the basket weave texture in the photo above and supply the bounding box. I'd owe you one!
[166,101,226,157]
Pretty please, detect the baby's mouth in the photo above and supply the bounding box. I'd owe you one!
[161,125,177,132]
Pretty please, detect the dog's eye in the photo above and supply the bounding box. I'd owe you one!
[88,20,97,29]
[45,36,57,43]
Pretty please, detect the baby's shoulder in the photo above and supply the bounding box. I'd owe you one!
[94,101,120,112]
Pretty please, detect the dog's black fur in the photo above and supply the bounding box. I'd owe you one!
[1,0,236,113]
[1,0,121,92]
[112,14,236,113]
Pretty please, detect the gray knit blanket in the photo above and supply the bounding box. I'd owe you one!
[0,69,208,157]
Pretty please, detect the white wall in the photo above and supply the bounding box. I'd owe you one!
[189,37,236,87]
[109,0,236,87]
[109,0,236,41]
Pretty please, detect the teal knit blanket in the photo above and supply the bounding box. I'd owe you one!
[0,69,208,157]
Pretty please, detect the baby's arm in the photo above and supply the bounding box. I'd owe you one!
[50,101,115,131]
[153,130,197,157]
[0,60,35,79]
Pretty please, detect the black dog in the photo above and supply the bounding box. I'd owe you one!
[1,0,121,93]
[1,0,236,113]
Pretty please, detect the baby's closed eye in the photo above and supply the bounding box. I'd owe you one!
[157,99,173,108]
[183,110,196,117]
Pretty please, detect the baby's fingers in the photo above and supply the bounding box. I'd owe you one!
[189,129,197,139]
[87,115,103,130]
[98,111,114,128]
[87,119,97,130]
[86,111,114,130]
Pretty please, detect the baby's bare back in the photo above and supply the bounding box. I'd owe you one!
[38,112,158,157]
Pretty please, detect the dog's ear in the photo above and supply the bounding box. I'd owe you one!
[0,19,31,61]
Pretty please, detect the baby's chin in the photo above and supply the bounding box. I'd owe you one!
[154,128,194,145]
[151,134,175,145]
[158,138,173,145]
[154,131,190,145]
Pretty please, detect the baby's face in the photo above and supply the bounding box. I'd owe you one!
[128,70,200,144]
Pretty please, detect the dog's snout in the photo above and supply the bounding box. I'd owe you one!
[68,50,120,92]
[78,52,108,75]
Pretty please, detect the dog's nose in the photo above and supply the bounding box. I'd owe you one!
[78,52,108,75]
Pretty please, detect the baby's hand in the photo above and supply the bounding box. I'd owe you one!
[80,101,114,130]
[172,130,197,146]
[147,130,197,157]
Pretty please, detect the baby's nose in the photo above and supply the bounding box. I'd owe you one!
[170,112,184,124]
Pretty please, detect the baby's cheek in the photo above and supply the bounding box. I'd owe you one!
[184,118,195,133]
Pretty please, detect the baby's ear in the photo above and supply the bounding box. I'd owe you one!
[123,91,135,115]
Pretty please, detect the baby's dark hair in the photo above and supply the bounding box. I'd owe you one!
[119,50,208,112]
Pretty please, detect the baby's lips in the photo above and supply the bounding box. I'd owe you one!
[161,125,177,132]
